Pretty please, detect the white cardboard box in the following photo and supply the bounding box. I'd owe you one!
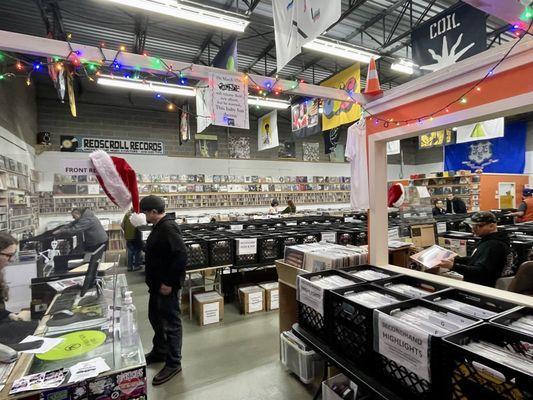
[193,292,224,326]
[259,282,279,311]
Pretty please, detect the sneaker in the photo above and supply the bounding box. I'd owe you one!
[152,365,182,386]
[145,352,166,365]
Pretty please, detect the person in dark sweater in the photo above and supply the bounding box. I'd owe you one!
[438,212,513,287]
[432,200,447,216]
[56,208,108,252]
[446,194,467,214]
[140,195,187,386]
[281,199,296,214]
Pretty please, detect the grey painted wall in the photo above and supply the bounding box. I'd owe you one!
[0,78,37,144]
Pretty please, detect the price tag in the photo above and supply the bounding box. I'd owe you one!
[297,276,326,315]
[236,238,257,255]
[437,222,447,234]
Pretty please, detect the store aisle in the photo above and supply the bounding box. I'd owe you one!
[125,271,314,400]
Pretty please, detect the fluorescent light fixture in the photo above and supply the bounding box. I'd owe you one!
[302,37,380,63]
[97,75,196,97]
[102,0,250,32]
[248,96,290,109]
[391,59,416,75]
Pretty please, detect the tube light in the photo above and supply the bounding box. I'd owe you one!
[302,38,380,63]
[101,0,250,32]
[97,75,196,97]
[391,59,416,75]
[248,96,290,109]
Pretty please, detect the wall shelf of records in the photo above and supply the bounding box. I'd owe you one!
[409,173,479,211]
[0,155,39,236]
[41,173,351,214]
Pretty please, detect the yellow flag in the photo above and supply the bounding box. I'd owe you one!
[321,64,361,131]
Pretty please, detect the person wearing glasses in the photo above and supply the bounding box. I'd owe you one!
[437,212,513,287]
[0,232,28,322]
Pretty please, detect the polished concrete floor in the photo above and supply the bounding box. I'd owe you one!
[125,270,315,400]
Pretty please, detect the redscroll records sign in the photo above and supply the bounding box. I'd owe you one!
[60,135,164,155]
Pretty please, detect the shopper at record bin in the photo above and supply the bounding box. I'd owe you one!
[54,208,108,252]
[509,188,533,222]
[0,233,29,322]
[446,193,467,214]
[432,199,447,216]
[121,208,142,272]
[268,198,279,214]
[140,195,187,386]
[437,212,514,287]
[281,199,296,214]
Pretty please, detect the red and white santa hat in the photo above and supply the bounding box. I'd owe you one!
[387,182,405,208]
[89,150,146,226]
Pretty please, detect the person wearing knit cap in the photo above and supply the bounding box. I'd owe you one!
[140,195,187,386]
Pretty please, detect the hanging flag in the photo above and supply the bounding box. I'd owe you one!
[345,119,370,209]
[455,117,504,144]
[212,35,239,72]
[273,0,341,72]
[321,64,361,131]
[323,127,340,154]
[258,110,279,151]
[291,98,321,139]
[444,122,526,173]
[66,70,77,117]
[411,2,486,72]
[419,129,455,149]
[179,104,191,145]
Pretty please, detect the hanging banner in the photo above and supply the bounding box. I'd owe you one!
[273,0,341,72]
[258,110,279,151]
[444,122,526,173]
[419,129,455,149]
[196,85,213,134]
[66,71,77,117]
[60,135,164,155]
[291,99,321,139]
[455,117,504,144]
[212,35,239,72]
[179,104,191,145]
[411,2,486,72]
[323,127,340,154]
[212,71,249,130]
[321,64,361,131]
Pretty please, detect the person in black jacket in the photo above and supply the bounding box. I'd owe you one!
[438,212,513,287]
[432,200,447,216]
[55,208,108,252]
[140,195,187,386]
[446,194,467,214]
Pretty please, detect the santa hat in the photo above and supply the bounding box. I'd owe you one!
[388,183,405,208]
[89,150,146,226]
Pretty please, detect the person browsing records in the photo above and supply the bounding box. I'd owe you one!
[446,194,467,214]
[55,208,108,252]
[509,188,533,222]
[432,200,447,216]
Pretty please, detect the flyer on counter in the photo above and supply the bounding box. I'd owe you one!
[10,369,65,394]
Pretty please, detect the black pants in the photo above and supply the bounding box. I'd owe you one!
[148,288,182,368]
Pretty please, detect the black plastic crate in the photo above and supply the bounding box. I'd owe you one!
[257,235,281,264]
[184,239,209,270]
[336,230,354,245]
[352,228,368,245]
[374,298,482,400]
[206,237,234,267]
[233,236,259,267]
[490,306,532,334]
[297,270,363,340]
[278,232,299,256]
[443,323,533,400]
[424,288,517,320]
[374,275,449,298]
[340,265,402,282]
[327,283,409,368]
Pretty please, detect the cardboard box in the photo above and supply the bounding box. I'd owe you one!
[238,285,265,314]
[410,224,436,248]
[193,291,224,326]
[259,282,279,311]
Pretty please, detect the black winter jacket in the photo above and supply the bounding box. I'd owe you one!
[453,231,512,287]
[144,215,188,290]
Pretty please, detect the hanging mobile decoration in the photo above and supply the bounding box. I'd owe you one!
[179,103,191,145]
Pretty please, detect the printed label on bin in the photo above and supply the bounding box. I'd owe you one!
[375,312,431,381]
[297,276,326,315]
[344,217,355,222]
[248,291,263,313]
[230,224,244,231]
[236,238,257,255]
[203,302,219,325]
[270,290,279,310]
[321,232,336,243]
[388,228,400,241]
[436,222,447,234]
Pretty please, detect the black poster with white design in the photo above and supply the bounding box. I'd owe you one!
[411,2,486,73]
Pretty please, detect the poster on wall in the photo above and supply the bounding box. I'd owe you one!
[291,99,321,139]
[444,122,526,174]
[411,2,486,72]
[212,71,249,130]
[419,129,455,149]
[321,64,361,131]
[195,134,219,158]
[258,110,279,151]
[386,140,400,155]
[60,135,164,155]
[303,142,320,162]
[455,117,504,144]
[278,141,296,159]
[229,136,251,159]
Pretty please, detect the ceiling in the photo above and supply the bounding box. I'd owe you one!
[0,0,515,90]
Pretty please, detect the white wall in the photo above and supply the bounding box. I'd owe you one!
[388,162,443,180]
[0,126,36,169]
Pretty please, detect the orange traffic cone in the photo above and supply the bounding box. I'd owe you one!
[364,57,383,96]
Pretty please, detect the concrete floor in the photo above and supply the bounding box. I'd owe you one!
[125,270,315,400]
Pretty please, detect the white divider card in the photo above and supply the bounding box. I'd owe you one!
[248,291,263,313]
[270,289,279,309]
[344,217,355,222]
[436,222,447,234]
[297,276,326,315]
[286,221,297,226]
[375,312,431,381]
[230,224,244,231]
[321,232,337,243]
[388,228,400,241]
[236,238,257,255]
[203,302,220,325]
